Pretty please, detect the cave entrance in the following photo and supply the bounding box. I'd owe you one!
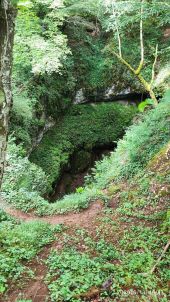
[49,143,116,202]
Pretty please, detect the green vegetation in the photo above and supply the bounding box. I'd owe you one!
[2,103,135,214]
[44,220,169,301]
[0,0,170,301]
[2,96,170,302]
[46,249,113,301]
[0,210,55,294]
[10,0,170,151]
[2,92,169,216]
[30,103,136,186]
[1,139,50,214]
[10,89,44,147]
[93,90,170,187]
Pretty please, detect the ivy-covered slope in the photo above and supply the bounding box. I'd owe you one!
[93,91,170,187]
[30,103,136,186]
[1,93,170,300]
[44,92,170,215]
[2,92,169,216]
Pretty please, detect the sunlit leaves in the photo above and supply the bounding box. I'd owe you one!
[138,99,154,112]
[102,0,170,31]
[31,34,71,75]
[13,0,71,76]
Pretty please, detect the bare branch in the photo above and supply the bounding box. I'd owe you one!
[150,240,170,274]
[112,50,135,73]
[150,44,158,87]
[135,0,144,75]
[112,49,158,107]
[116,19,122,58]
[140,1,144,64]
[112,1,122,58]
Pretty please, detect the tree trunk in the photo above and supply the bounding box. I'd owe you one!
[0,1,16,189]
[137,73,158,107]
[113,51,158,107]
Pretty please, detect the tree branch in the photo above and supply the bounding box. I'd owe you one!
[135,0,144,75]
[112,50,135,73]
[112,49,158,107]
[150,240,170,274]
[112,1,122,58]
[116,19,122,58]
[150,44,158,87]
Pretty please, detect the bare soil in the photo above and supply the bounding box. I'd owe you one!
[4,200,103,228]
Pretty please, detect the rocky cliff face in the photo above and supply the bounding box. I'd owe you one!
[74,86,144,105]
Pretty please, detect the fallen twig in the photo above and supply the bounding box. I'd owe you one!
[150,240,170,274]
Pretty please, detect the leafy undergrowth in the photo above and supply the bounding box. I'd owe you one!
[43,138,170,301]
[0,210,55,296]
[1,94,169,301]
[45,220,169,302]
[1,137,170,301]
[2,202,169,302]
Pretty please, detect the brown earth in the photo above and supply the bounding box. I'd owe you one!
[4,200,103,228]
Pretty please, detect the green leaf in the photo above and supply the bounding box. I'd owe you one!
[138,99,154,112]
[0,284,6,293]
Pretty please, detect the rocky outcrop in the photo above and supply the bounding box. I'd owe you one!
[28,116,55,156]
[74,86,146,105]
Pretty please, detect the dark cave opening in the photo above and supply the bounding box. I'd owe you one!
[48,143,116,202]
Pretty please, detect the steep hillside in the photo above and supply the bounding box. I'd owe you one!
[0,0,170,301]
[1,92,169,302]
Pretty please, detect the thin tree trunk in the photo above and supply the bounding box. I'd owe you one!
[0,1,16,189]
[110,0,158,107]
[112,51,158,107]
[137,73,158,107]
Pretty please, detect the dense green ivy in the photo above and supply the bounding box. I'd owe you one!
[30,103,136,186]
[93,91,170,187]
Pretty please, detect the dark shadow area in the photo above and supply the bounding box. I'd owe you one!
[83,92,149,105]
[49,143,116,201]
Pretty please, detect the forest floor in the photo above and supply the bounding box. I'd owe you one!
[1,200,105,302]
[2,193,168,302]
[1,140,169,302]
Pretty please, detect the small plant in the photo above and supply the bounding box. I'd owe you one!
[0,221,55,292]
[76,187,84,193]
[16,300,32,302]
[46,249,114,302]
[138,98,155,112]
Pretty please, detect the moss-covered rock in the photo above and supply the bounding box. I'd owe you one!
[30,103,136,186]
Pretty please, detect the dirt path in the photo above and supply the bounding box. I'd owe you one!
[1,200,104,302]
[2,200,103,228]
